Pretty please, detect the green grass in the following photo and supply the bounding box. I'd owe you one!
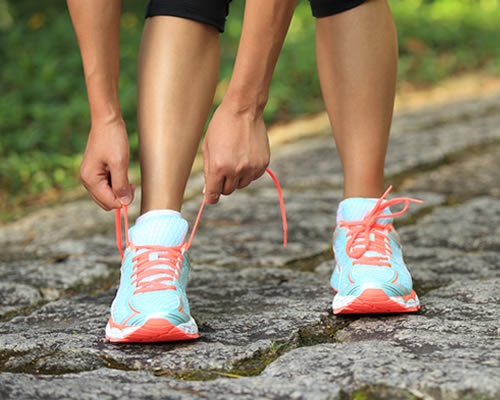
[1,0,500,218]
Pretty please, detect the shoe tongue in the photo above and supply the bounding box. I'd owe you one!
[129,215,188,247]
[337,198,393,226]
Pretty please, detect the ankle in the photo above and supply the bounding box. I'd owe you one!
[342,184,385,200]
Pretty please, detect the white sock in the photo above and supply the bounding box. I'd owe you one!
[136,209,182,225]
[130,209,187,247]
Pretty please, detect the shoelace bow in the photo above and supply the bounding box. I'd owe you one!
[339,186,423,267]
[115,168,288,294]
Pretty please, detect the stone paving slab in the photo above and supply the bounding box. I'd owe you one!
[1,279,497,399]
[401,144,500,202]
[0,251,118,318]
[0,266,332,375]
[0,283,42,319]
[0,369,344,400]
[400,197,500,252]
[1,93,500,399]
[263,279,500,400]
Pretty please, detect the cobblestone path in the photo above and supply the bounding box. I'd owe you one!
[1,94,499,399]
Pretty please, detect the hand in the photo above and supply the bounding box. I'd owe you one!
[79,117,135,210]
[202,103,270,204]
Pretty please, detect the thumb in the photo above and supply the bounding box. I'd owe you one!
[109,162,133,205]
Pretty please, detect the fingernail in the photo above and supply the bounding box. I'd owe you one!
[202,185,206,194]
[120,195,131,205]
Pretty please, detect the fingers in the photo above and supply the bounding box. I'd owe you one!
[224,169,255,193]
[80,172,122,211]
[80,161,133,211]
[87,186,116,211]
[203,147,220,204]
[237,175,254,189]
[222,176,239,195]
[205,166,262,203]
[203,148,269,204]
[108,159,134,205]
[204,171,224,204]
[253,165,268,180]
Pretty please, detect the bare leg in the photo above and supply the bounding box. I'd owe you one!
[138,17,220,213]
[316,0,398,199]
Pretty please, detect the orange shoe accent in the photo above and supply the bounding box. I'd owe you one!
[333,288,420,314]
[106,317,199,343]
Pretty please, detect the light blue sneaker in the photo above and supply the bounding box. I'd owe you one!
[105,168,288,341]
[106,211,198,342]
[331,187,422,314]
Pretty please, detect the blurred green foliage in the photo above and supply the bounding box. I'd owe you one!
[1,0,499,215]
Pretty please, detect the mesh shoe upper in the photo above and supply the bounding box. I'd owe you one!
[331,188,422,299]
[110,215,193,328]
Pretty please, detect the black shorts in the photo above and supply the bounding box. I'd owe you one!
[146,0,367,33]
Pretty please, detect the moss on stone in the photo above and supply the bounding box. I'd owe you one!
[346,385,420,400]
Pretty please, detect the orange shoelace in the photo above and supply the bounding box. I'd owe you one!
[115,168,288,294]
[338,186,423,267]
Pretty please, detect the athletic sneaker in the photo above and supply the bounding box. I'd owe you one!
[331,187,423,314]
[106,168,287,342]
[105,208,201,343]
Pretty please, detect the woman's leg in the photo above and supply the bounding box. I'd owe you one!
[106,12,222,344]
[137,16,220,214]
[315,0,398,199]
[316,1,422,315]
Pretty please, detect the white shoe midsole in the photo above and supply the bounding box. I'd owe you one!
[105,324,138,340]
[332,295,357,310]
[389,294,420,308]
[178,317,198,334]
